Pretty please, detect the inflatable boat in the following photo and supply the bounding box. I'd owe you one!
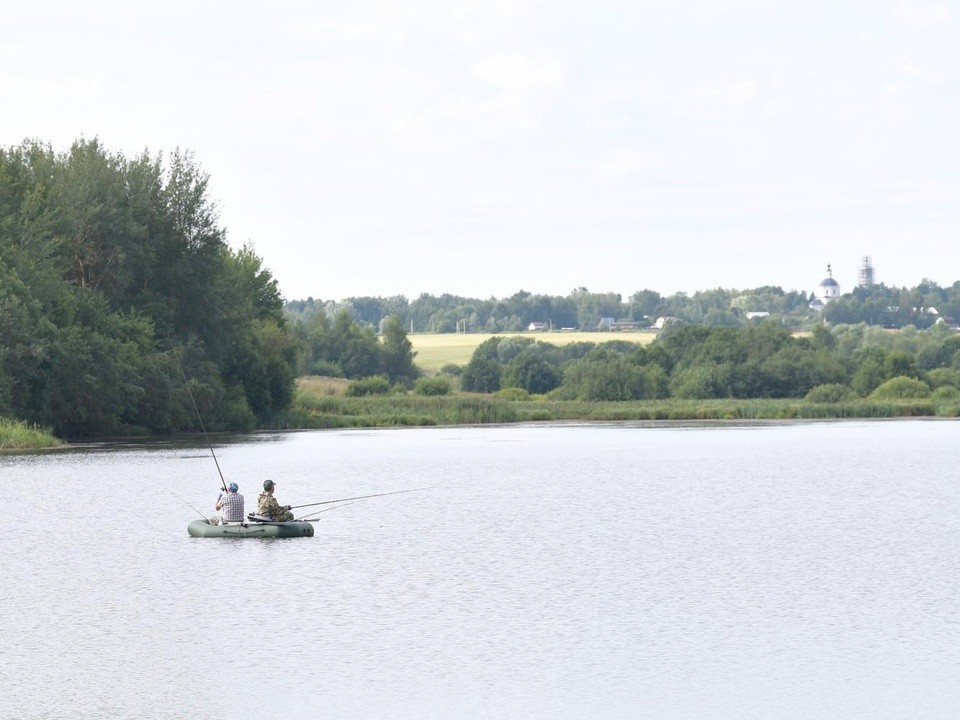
[188,515,314,538]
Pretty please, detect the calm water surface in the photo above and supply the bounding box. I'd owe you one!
[1,420,958,719]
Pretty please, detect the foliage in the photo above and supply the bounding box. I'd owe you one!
[804,384,856,402]
[925,367,960,390]
[414,377,452,396]
[494,387,530,401]
[0,417,61,450]
[345,375,391,396]
[502,345,563,395]
[931,385,960,401]
[0,139,296,438]
[286,276,960,337]
[379,315,419,385]
[295,310,419,386]
[868,376,931,400]
[564,352,669,401]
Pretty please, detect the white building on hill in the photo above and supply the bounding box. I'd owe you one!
[810,264,841,312]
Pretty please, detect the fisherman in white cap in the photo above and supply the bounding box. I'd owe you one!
[213,482,245,523]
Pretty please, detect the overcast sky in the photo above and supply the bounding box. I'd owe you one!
[2,1,957,302]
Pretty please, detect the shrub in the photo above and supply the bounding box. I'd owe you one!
[931,385,960,401]
[804,383,856,403]
[925,367,960,390]
[461,357,501,393]
[414,377,452,396]
[932,386,960,417]
[440,364,463,376]
[311,360,343,377]
[345,375,391,396]
[494,387,530,401]
[868,376,931,400]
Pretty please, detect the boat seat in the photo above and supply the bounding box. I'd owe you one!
[246,513,276,523]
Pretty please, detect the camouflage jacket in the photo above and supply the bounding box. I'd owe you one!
[257,492,294,521]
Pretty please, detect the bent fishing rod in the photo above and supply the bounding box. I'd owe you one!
[288,486,432,511]
[173,349,228,493]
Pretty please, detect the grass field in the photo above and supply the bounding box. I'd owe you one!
[410,331,657,372]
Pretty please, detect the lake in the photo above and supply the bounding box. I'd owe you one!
[1,420,957,719]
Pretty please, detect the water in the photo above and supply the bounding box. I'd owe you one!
[1,420,958,719]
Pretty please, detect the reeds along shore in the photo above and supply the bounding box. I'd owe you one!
[7,387,956,450]
[288,388,959,429]
[0,418,61,451]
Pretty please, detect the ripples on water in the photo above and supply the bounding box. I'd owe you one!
[1,420,958,719]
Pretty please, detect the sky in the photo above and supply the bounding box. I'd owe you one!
[2,1,957,302]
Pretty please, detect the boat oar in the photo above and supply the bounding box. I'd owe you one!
[288,486,432,511]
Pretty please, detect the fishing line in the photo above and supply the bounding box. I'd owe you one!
[165,487,208,520]
[289,486,432,511]
[297,499,366,522]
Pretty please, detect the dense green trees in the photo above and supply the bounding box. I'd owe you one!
[287,279,960,334]
[293,310,419,385]
[456,320,960,402]
[0,139,296,437]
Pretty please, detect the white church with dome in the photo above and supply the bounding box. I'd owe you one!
[809,264,841,312]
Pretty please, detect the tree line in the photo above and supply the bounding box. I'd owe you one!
[0,138,425,438]
[286,281,960,333]
[456,322,960,402]
[0,139,298,437]
[4,138,959,439]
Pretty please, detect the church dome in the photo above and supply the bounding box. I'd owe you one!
[817,264,840,302]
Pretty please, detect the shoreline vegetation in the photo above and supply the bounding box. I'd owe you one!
[5,380,956,452]
[0,418,62,451]
[287,376,960,430]
[6,139,960,450]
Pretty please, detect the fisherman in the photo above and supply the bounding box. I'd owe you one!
[258,479,294,521]
[214,482,245,523]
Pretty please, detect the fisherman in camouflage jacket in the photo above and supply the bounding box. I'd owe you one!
[258,479,294,521]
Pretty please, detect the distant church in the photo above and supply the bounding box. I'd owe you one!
[809,257,875,312]
[809,264,840,312]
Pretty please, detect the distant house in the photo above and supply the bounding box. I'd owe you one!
[608,320,646,331]
[652,317,677,330]
[527,322,546,331]
[745,312,770,320]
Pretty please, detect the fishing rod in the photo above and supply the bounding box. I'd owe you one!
[172,349,228,493]
[288,486,432,511]
[165,487,208,519]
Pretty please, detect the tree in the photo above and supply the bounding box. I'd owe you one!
[460,339,504,394]
[503,350,562,395]
[0,139,298,436]
[380,316,418,385]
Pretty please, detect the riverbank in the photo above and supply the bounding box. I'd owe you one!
[0,418,62,451]
[287,378,960,429]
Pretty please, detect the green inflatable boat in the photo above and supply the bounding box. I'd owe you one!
[188,517,314,538]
